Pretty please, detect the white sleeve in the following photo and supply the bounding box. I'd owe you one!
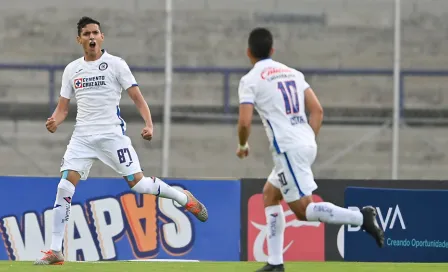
[302,73,311,91]
[116,58,138,91]
[238,78,256,104]
[303,79,310,91]
[60,66,74,99]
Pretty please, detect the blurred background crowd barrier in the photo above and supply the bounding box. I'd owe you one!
[1,0,448,180]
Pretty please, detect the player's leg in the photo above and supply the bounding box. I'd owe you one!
[124,172,207,222]
[97,133,208,222]
[256,175,285,272]
[35,137,95,265]
[288,196,383,247]
[279,147,384,247]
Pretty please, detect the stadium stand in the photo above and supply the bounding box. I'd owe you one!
[1,0,448,179]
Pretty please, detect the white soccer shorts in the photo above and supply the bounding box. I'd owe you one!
[60,130,142,180]
[267,145,318,203]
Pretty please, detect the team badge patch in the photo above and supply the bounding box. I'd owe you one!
[74,78,83,89]
[99,62,108,71]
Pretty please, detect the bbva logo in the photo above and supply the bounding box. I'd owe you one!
[347,205,406,232]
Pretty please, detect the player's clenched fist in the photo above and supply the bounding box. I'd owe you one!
[46,117,57,133]
[141,126,153,141]
[236,143,250,159]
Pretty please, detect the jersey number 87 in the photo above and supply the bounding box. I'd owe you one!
[278,80,299,115]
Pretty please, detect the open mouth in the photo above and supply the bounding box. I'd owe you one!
[89,41,96,49]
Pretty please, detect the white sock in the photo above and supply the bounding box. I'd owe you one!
[131,176,188,206]
[50,179,75,252]
[265,205,285,265]
[306,202,363,226]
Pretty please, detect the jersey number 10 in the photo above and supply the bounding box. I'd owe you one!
[278,80,299,115]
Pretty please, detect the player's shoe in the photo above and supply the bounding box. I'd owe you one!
[256,263,285,271]
[33,250,64,265]
[361,206,385,248]
[184,190,208,222]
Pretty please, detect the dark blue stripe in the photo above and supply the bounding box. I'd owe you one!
[116,106,125,135]
[240,102,254,105]
[131,83,138,87]
[266,120,281,154]
[284,152,305,197]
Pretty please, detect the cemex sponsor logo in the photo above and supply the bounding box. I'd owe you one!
[74,76,106,90]
[247,194,325,261]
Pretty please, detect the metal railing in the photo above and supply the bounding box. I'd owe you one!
[1,63,448,115]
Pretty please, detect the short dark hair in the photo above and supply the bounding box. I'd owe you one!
[248,28,273,59]
[77,16,101,36]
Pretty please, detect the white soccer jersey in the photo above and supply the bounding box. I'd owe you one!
[60,50,138,136]
[238,59,317,154]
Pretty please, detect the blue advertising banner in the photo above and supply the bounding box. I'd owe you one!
[0,176,240,262]
[344,187,448,262]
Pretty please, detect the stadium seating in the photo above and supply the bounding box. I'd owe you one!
[1,0,448,108]
[0,120,447,179]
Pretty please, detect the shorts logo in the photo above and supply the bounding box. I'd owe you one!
[99,62,108,71]
[74,78,83,89]
[247,194,325,261]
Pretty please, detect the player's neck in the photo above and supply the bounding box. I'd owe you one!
[252,57,271,66]
[84,49,104,62]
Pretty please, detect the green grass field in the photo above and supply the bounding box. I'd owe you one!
[1,261,448,272]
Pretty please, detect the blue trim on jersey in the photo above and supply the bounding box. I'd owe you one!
[131,84,138,87]
[266,120,281,154]
[284,152,305,197]
[116,106,125,135]
[240,102,254,105]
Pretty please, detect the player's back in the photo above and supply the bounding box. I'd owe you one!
[239,59,316,154]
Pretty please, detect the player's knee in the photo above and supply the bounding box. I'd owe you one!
[60,170,80,187]
[295,209,307,221]
[57,175,76,193]
[124,172,144,188]
[262,182,282,207]
[289,196,313,221]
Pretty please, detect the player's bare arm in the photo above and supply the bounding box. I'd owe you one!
[127,85,153,141]
[236,103,254,158]
[46,96,70,133]
[304,87,324,137]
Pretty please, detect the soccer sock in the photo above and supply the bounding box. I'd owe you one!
[131,176,188,206]
[306,202,363,226]
[50,179,75,252]
[265,205,285,265]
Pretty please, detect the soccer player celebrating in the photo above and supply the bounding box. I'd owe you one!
[34,16,208,265]
[236,27,384,271]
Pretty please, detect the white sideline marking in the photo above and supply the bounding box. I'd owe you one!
[129,259,200,262]
[72,259,200,263]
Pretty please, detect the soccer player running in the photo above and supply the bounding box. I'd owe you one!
[236,28,384,272]
[34,16,208,265]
